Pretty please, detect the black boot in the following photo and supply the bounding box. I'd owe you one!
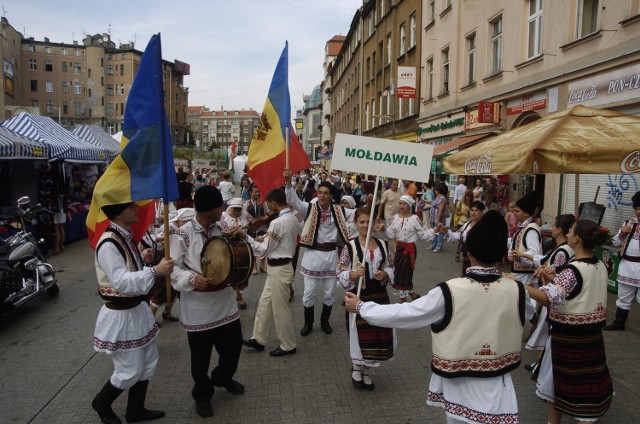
[320,304,333,334]
[124,380,165,423]
[604,307,629,331]
[92,380,124,424]
[300,306,314,336]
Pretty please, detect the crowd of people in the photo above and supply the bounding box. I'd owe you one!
[89,165,636,424]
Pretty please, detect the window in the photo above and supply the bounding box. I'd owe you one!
[31,99,38,107]
[428,0,436,22]
[399,23,406,55]
[366,57,371,80]
[491,16,503,75]
[61,48,67,55]
[106,65,113,75]
[444,0,451,9]
[29,59,37,70]
[409,98,415,116]
[120,84,125,95]
[410,13,417,48]
[106,103,114,116]
[379,95,384,124]
[74,101,82,115]
[106,84,114,96]
[74,49,81,56]
[88,69,91,78]
[46,101,54,113]
[466,33,477,85]
[528,0,543,58]
[62,62,68,72]
[73,63,81,74]
[577,0,600,38]
[120,64,124,76]
[28,44,35,52]
[63,101,68,114]
[107,123,114,134]
[368,14,374,37]
[88,89,92,98]
[45,61,53,71]
[45,46,52,54]
[30,80,37,92]
[386,34,392,65]
[426,57,434,100]
[45,81,54,93]
[62,82,68,93]
[74,82,82,94]
[442,48,450,94]
[121,53,127,60]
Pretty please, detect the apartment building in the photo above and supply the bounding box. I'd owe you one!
[331,0,423,154]
[8,19,189,144]
[320,35,346,168]
[418,0,640,226]
[1,17,25,117]
[188,107,260,155]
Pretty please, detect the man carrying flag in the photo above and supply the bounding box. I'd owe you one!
[246,41,310,199]
[86,34,178,424]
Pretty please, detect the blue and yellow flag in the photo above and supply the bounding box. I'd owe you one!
[86,34,178,248]
[247,42,310,198]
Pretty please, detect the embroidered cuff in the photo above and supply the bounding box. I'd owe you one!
[150,266,159,279]
[188,272,197,287]
[356,301,363,313]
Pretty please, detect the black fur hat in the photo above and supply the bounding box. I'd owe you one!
[466,210,508,265]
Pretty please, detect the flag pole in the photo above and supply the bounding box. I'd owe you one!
[350,174,380,329]
[163,203,172,309]
[285,126,290,169]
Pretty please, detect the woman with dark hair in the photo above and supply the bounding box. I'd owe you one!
[525,220,613,423]
[337,206,395,391]
[444,200,485,275]
[511,214,576,370]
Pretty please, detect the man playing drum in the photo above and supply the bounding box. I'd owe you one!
[242,188,302,356]
[169,186,245,418]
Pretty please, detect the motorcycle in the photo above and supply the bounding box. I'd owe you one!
[0,196,64,322]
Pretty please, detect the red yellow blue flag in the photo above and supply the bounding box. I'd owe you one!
[86,34,178,248]
[247,42,310,198]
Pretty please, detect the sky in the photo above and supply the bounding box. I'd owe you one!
[7,0,362,113]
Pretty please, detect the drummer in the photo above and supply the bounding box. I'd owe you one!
[169,186,245,418]
[219,198,255,309]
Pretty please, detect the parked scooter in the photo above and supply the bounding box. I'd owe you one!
[0,196,63,322]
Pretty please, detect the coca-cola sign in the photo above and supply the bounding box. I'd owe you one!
[464,155,493,174]
[567,63,640,107]
[621,150,640,174]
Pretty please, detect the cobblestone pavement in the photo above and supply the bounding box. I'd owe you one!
[0,238,639,423]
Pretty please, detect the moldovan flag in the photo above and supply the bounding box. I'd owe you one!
[86,34,178,248]
[247,42,310,199]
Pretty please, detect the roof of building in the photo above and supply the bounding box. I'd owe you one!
[326,36,346,56]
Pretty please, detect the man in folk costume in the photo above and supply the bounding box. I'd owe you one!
[345,210,535,422]
[508,191,543,288]
[243,188,302,356]
[169,186,245,418]
[284,169,355,336]
[92,202,174,424]
[605,190,640,331]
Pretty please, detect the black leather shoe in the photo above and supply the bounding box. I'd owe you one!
[269,347,297,357]
[195,400,213,418]
[524,362,537,372]
[242,338,265,351]
[321,322,333,334]
[125,408,165,423]
[212,378,244,395]
[300,324,313,336]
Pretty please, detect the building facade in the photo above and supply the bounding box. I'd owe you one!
[188,107,260,155]
[320,35,346,168]
[418,0,640,227]
[0,17,190,145]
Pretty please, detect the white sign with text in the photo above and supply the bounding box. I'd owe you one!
[333,133,434,181]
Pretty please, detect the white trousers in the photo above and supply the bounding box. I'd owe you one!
[252,264,297,351]
[109,341,158,390]
[302,275,336,307]
[616,282,640,310]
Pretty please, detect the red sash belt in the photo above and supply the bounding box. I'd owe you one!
[397,241,417,270]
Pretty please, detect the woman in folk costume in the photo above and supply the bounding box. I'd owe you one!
[444,200,485,275]
[337,206,395,391]
[604,190,640,331]
[219,197,254,309]
[509,214,576,371]
[377,195,435,303]
[526,220,614,423]
[345,210,536,423]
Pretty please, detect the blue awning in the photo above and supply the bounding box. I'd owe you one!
[0,126,49,159]
[1,113,108,162]
[72,124,119,160]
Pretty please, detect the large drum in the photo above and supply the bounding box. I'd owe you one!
[200,236,254,289]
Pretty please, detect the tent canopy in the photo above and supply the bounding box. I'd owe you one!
[0,126,49,159]
[443,105,640,175]
[1,113,108,162]
[72,124,120,159]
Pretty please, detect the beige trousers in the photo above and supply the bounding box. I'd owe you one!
[251,263,297,351]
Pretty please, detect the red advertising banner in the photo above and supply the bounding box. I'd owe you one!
[397,66,417,99]
[477,101,496,123]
